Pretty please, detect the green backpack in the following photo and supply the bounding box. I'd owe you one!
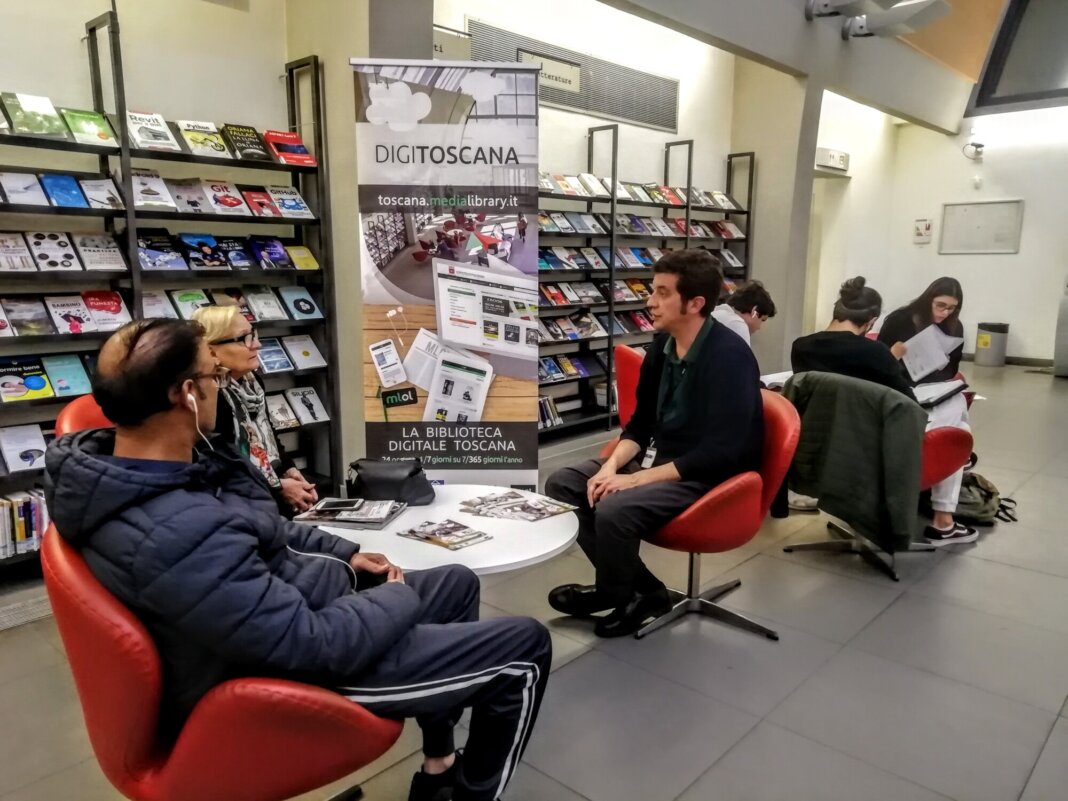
[954,471,1018,526]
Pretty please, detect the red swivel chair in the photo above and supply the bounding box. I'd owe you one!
[43,396,403,801]
[600,346,801,640]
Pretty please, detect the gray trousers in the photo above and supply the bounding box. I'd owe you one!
[337,566,551,801]
[545,459,709,605]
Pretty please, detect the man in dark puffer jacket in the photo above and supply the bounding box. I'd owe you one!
[44,318,550,801]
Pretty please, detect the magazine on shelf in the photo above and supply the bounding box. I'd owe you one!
[257,337,294,373]
[262,130,317,166]
[0,233,35,272]
[77,177,123,210]
[44,296,97,334]
[0,356,54,402]
[175,120,232,158]
[136,229,188,270]
[399,519,491,550]
[0,173,48,206]
[242,187,284,218]
[126,111,181,151]
[24,232,81,271]
[549,212,575,233]
[57,107,117,147]
[216,236,255,270]
[1,297,54,336]
[265,394,300,430]
[249,236,294,270]
[460,490,577,521]
[202,180,251,216]
[221,123,271,161]
[208,287,256,322]
[536,212,558,233]
[285,387,329,424]
[245,285,289,321]
[297,499,407,530]
[81,291,132,331]
[0,305,12,338]
[276,286,322,320]
[168,289,212,320]
[141,290,179,319]
[285,245,320,270]
[177,233,230,270]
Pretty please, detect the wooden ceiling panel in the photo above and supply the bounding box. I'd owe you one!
[899,0,1009,83]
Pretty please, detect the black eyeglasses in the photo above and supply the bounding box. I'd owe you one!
[190,365,232,390]
[212,329,259,348]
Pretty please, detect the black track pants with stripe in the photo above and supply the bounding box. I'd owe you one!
[338,564,552,801]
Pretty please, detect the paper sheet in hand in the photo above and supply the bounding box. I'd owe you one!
[902,325,964,382]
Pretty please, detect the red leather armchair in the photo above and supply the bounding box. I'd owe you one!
[601,346,801,640]
[42,396,403,801]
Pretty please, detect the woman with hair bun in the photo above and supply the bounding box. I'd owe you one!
[791,277,914,398]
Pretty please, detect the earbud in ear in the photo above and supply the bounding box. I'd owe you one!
[187,393,197,413]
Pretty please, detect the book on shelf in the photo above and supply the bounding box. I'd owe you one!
[551,175,579,196]
[614,247,644,269]
[646,246,665,261]
[24,232,81,271]
[537,171,555,192]
[719,248,744,268]
[623,183,653,203]
[82,290,132,331]
[77,177,123,210]
[554,316,580,340]
[645,217,676,237]
[548,212,575,233]
[0,424,47,473]
[44,295,97,334]
[221,123,271,161]
[556,355,581,378]
[540,284,568,306]
[0,303,12,338]
[693,222,717,238]
[660,186,685,206]
[713,220,745,239]
[629,247,654,266]
[208,288,256,322]
[216,236,255,270]
[561,212,592,235]
[536,212,558,233]
[262,129,317,166]
[258,337,294,373]
[541,317,565,341]
[0,356,54,402]
[0,489,51,557]
[626,278,651,299]
[615,312,640,334]
[136,228,188,270]
[0,233,35,272]
[265,186,315,219]
[557,282,581,303]
[629,310,655,332]
[248,236,293,270]
[39,174,88,208]
[564,176,590,196]
[164,178,212,214]
[549,246,582,270]
[595,312,625,336]
[168,288,212,320]
[578,173,610,197]
[642,184,666,204]
[241,187,283,218]
[245,285,289,321]
[613,280,641,302]
[41,354,91,397]
[202,179,251,216]
[284,245,320,271]
[128,168,177,209]
[0,172,48,206]
[282,335,326,369]
[0,297,54,336]
[710,190,741,211]
[0,93,68,139]
[568,309,607,339]
[603,178,632,201]
[284,387,329,423]
[175,120,232,158]
[177,233,230,270]
[141,290,179,319]
[276,286,322,320]
[539,356,565,382]
[126,111,182,151]
[571,281,604,303]
[58,108,117,147]
[579,247,608,270]
[266,394,300,430]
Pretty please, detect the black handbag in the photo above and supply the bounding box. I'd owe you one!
[346,457,436,506]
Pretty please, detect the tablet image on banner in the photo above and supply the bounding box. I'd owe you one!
[423,353,493,423]
[369,338,407,388]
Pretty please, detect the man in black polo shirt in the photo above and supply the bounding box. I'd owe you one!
[544,250,764,637]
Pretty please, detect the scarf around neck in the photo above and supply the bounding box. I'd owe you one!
[222,375,282,487]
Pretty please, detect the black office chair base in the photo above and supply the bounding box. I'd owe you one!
[782,520,935,582]
[635,553,778,641]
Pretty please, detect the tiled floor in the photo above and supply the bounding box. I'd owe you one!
[3,365,1068,800]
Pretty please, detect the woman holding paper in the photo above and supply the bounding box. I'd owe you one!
[193,305,318,516]
[878,277,965,384]
[879,278,974,545]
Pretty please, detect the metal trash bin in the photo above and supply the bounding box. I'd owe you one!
[974,322,1008,367]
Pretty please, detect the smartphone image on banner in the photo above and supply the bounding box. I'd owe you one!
[369,338,407,388]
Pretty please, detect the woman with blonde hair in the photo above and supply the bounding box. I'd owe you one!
[192,305,318,515]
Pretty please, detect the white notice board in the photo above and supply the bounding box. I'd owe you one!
[939,200,1024,255]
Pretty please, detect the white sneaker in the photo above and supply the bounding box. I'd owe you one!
[788,491,819,512]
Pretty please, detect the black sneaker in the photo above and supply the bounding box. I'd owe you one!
[408,753,462,801]
[924,522,978,546]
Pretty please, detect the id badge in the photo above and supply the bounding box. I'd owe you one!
[641,442,657,469]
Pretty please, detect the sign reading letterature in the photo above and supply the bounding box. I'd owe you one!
[353,58,541,488]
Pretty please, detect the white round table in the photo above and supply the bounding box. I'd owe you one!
[321,484,579,575]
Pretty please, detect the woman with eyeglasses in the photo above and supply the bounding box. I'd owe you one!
[878,277,965,385]
[192,306,319,516]
[878,277,975,545]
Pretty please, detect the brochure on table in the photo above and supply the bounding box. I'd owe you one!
[353,57,541,488]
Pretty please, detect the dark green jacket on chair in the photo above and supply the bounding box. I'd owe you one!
[783,371,927,552]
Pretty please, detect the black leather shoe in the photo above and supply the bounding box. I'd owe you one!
[548,583,614,617]
[594,589,673,638]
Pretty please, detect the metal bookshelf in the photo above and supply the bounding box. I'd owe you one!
[0,11,343,569]
[537,123,755,442]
